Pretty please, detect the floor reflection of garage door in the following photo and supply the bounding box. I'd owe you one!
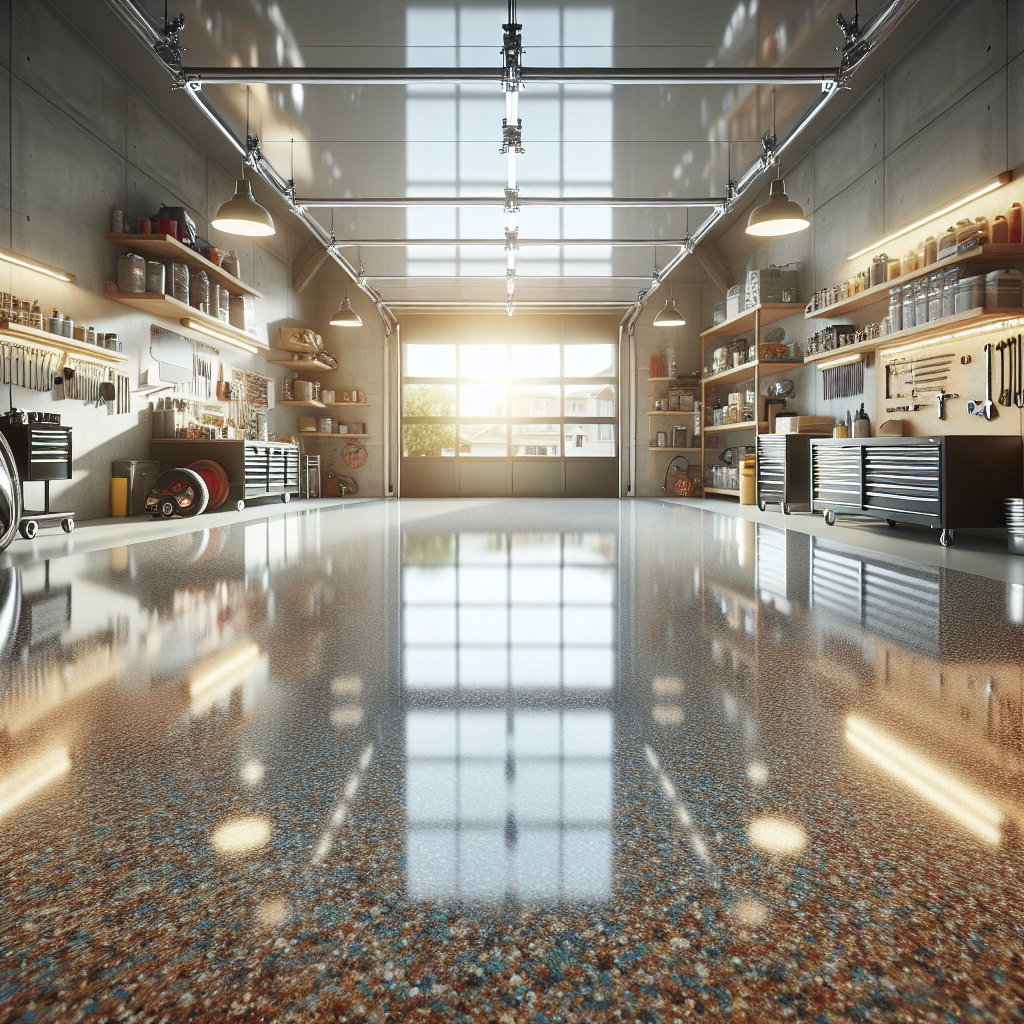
[400,339,618,497]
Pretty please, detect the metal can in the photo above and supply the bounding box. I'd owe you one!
[656,431,667,447]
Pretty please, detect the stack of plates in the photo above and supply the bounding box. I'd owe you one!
[1005,498,1024,555]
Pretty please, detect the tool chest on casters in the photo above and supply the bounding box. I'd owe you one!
[809,435,1023,546]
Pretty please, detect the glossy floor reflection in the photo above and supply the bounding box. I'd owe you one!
[1,499,1021,1024]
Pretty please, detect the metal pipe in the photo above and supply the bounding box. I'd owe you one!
[183,65,838,87]
[298,196,723,208]
[334,238,688,247]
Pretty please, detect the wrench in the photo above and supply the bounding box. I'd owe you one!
[998,341,1010,405]
[1017,334,1024,408]
[970,343,998,420]
[935,389,958,419]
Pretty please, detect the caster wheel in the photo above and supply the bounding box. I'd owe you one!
[281,492,291,503]
[886,519,897,528]
[782,503,791,515]
[940,529,954,547]
[19,520,39,540]
[757,500,767,512]
[237,500,246,512]
[823,509,836,526]
[159,499,176,519]
[61,518,75,534]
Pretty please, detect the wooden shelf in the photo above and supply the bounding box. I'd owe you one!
[299,432,369,440]
[105,291,267,352]
[0,318,129,364]
[703,359,803,387]
[705,487,741,496]
[268,358,335,372]
[802,307,1024,365]
[278,399,326,409]
[276,336,320,354]
[323,401,369,408]
[700,302,802,340]
[704,421,766,435]
[648,409,696,416]
[804,244,1024,320]
[648,446,700,453]
[107,233,263,298]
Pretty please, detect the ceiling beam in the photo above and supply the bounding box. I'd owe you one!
[333,238,688,247]
[297,197,722,208]
[184,66,837,87]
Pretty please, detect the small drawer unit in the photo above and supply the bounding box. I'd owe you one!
[0,423,72,482]
[809,436,1023,545]
[755,433,827,514]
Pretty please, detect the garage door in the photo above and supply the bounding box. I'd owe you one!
[400,339,618,497]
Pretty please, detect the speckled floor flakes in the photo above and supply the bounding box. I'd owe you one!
[0,500,1021,1023]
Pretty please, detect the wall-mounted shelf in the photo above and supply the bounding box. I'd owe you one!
[804,244,1024,320]
[276,335,321,354]
[299,433,370,440]
[648,446,699,453]
[0,318,129,364]
[700,302,802,341]
[278,399,326,409]
[324,401,369,408]
[269,358,335,372]
[703,359,803,387]
[105,291,267,353]
[648,409,696,416]
[802,307,1023,365]
[705,421,767,435]
[704,486,740,496]
[107,233,263,299]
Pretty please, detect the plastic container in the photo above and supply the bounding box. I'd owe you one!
[938,226,957,261]
[1009,203,1022,244]
[941,266,959,318]
[900,251,917,276]
[117,252,145,293]
[145,260,165,294]
[985,268,1023,309]
[888,287,903,332]
[886,260,901,281]
[190,269,210,314]
[957,217,988,253]
[739,458,756,505]
[171,263,189,305]
[992,215,1009,244]
[913,278,929,325]
[956,274,985,314]
[110,477,128,518]
[111,460,161,515]
[901,284,916,330]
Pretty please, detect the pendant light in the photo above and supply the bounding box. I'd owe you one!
[212,89,276,237]
[653,277,685,327]
[328,215,362,326]
[746,89,808,237]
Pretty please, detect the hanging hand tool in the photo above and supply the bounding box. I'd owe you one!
[997,340,1010,405]
[1017,334,1024,408]
[935,389,958,420]
[969,343,998,420]
[887,403,925,412]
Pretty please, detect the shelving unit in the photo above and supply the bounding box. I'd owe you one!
[324,401,369,408]
[804,244,1024,320]
[299,432,370,440]
[105,291,266,353]
[802,307,1023,365]
[0,318,129,365]
[699,303,805,499]
[107,233,263,299]
[278,399,326,409]
[647,445,699,469]
[268,357,335,372]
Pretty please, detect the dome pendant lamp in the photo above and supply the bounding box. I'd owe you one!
[330,290,362,327]
[212,88,276,237]
[746,88,808,238]
[653,281,686,328]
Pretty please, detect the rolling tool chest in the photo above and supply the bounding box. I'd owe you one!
[755,433,829,514]
[809,435,1023,545]
[150,439,299,511]
[0,418,76,537]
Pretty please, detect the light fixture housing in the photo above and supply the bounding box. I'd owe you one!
[330,294,362,327]
[746,178,810,237]
[0,243,76,283]
[212,178,276,237]
[653,296,686,327]
[179,317,260,354]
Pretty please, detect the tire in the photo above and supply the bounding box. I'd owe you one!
[61,518,75,534]
[823,509,836,526]
[237,500,246,512]
[159,499,176,519]
[782,503,791,515]
[281,492,291,503]
[940,528,954,547]
[886,518,897,528]
[19,519,38,540]
[757,500,767,512]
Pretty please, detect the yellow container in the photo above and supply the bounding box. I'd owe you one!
[110,477,128,517]
[739,458,756,505]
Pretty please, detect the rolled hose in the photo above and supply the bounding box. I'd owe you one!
[0,431,22,554]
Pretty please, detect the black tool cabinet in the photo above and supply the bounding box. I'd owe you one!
[809,435,1023,545]
[0,422,76,537]
[755,433,829,514]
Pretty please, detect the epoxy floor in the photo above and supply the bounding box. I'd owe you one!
[1,499,1021,1023]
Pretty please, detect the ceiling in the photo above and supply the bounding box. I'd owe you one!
[109,0,926,307]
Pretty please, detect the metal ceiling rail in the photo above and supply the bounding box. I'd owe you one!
[335,238,688,247]
[297,197,722,208]
[182,66,838,87]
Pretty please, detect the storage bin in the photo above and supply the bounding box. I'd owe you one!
[927,272,943,322]
[888,287,902,332]
[901,284,915,330]
[117,253,145,293]
[941,267,959,318]
[913,278,929,326]
[956,274,985,314]
[985,269,1023,309]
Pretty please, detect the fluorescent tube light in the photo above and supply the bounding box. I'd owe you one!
[879,315,1024,358]
[179,317,260,354]
[847,172,1012,261]
[0,244,76,283]
[816,352,865,370]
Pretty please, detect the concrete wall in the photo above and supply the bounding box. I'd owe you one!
[0,0,338,519]
[693,0,1024,459]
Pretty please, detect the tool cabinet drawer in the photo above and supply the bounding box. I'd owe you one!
[812,444,861,509]
[863,445,940,519]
